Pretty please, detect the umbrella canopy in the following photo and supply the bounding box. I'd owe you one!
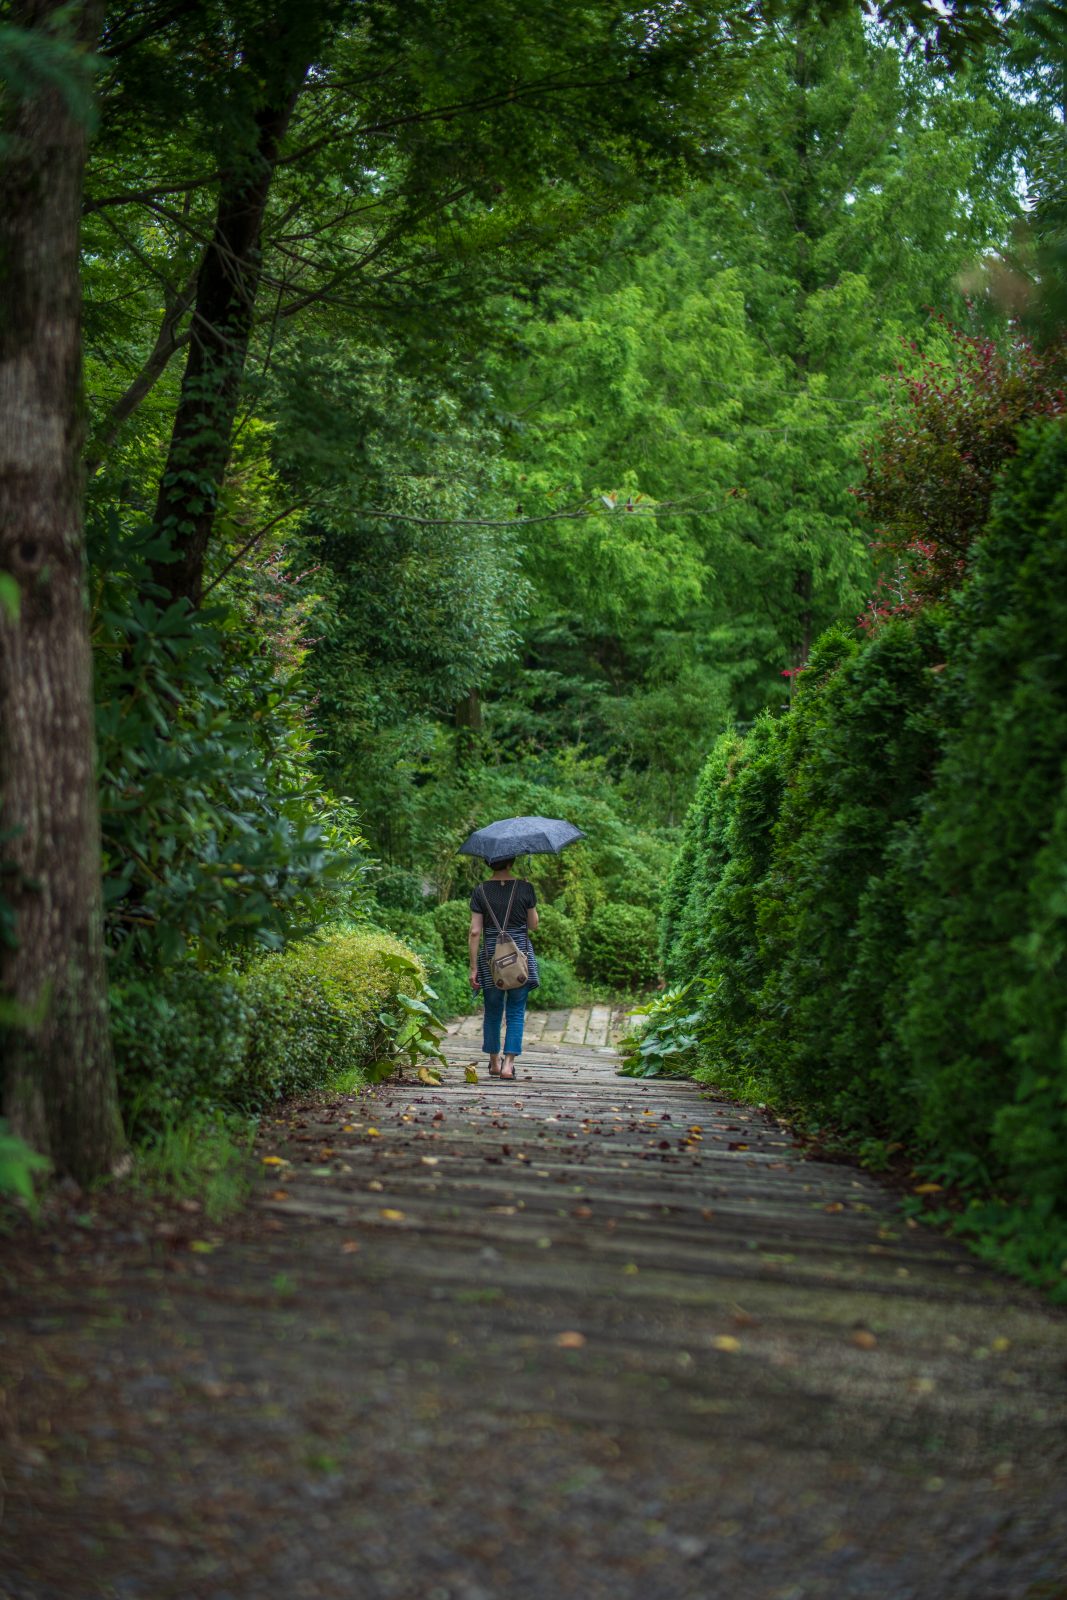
[458,815,585,861]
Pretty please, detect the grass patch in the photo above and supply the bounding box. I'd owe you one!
[132,1110,257,1221]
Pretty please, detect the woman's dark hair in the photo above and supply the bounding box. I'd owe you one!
[487,856,516,871]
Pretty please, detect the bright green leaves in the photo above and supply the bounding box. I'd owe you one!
[376,951,448,1075]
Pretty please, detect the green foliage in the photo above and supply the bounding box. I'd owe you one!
[752,617,942,1130]
[531,904,580,965]
[618,982,704,1079]
[896,422,1067,1233]
[431,899,474,959]
[664,420,1067,1297]
[131,1111,256,1222]
[578,902,659,991]
[374,951,447,1078]
[110,969,254,1138]
[371,864,428,913]
[0,1119,50,1205]
[241,930,414,1101]
[92,517,370,966]
[530,957,579,1011]
[111,927,423,1132]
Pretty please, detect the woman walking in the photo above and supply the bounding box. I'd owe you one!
[468,857,539,1080]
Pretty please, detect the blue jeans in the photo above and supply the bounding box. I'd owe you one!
[482,982,530,1056]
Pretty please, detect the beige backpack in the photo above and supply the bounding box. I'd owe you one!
[480,881,530,990]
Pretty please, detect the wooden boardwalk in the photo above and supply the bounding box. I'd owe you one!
[3,1009,1066,1600]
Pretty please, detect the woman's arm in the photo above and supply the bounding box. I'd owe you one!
[527,907,539,930]
[469,912,484,988]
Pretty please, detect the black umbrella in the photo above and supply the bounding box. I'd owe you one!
[458,815,585,861]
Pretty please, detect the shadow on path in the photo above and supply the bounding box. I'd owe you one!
[2,1011,1066,1599]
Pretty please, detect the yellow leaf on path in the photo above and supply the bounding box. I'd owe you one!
[366,1128,381,1138]
[824,1201,845,1213]
[421,1156,439,1166]
[556,1331,586,1349]
[261,1155,287,1166]
[851,1329,878,1350]
[367,1180,383,1192]
[189,1240,218,1254]
[464,1066,479,1083]
[991,1336,1011,1353]
[269,1189,289,1201]
[913,1182,943,1195]
[418,1066,443,1086]
[379,1208,406,1221]
[712,1335,742,1354]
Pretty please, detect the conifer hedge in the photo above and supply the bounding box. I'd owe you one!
[662,421,1067,1296]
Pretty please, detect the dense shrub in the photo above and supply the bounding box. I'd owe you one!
[662,420,1067,1297]
[896,422,1067,1225]
[531,956,580,1010]
[531,904,580,965]
[373,908,445,959]
[752,617,942,1128]
[431,898,473,959]
[372,863,428,912]
[111,927,422,1131]
[578,902,659,990]
[110,969,253,1138]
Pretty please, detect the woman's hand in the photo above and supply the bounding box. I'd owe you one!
[469,967,481,991]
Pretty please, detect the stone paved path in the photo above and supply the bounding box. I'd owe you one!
[2,1011,1067,1599]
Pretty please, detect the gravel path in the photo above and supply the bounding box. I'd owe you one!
[2,1015,1066,1599]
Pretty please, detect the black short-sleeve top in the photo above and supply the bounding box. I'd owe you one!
[470,878,537,933]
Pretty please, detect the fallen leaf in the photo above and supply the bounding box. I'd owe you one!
[367,1179,383,1191]
[189,1240,217,1255]
[712,1335,741,1353]
[912,1182,943,1195]
[464,1065,479,1083]
[851,1329,878,1350]
[379,1208,406,1221]
[991,1336,1011,1353]
[269,1189,290,1201]
[572,1205,593,1219]
[420,1155,439,1166]
[366,1128,381,1138]
[261,1155,287,1166]
[622,1263,639,1275]
[341,1241,361,1254]
[555,1331,586,1349]
[824,1201,845,1213]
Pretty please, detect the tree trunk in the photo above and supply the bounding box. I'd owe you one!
[0,0,122,1181]
[149,69,308,606]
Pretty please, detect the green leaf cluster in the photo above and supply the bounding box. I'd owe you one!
[663,419,1067,1296]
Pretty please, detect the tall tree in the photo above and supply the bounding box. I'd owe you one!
[0,0,122,1180]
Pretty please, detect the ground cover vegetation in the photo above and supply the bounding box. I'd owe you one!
[0,0,1061,1223]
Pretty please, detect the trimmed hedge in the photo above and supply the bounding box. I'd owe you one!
[662,420,1067,1297]
[111,926,423,1135]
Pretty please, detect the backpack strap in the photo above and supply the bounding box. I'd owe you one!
[480,880,518,938]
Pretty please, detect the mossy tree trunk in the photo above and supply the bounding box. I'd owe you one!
[0,0,122,1181]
